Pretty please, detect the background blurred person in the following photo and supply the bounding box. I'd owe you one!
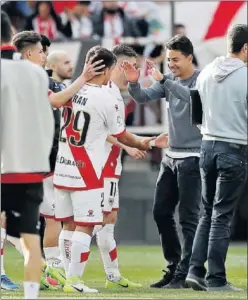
[25,1,72,40]
[61,1,93,39]
[92,1,141,40]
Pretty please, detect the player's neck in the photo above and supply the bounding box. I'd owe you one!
[110,77,121,89]
[52,73,64,83]
[87,78,103,87]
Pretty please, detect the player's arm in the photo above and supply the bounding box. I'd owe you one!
[49,55,105,108]
[106,135,147,159]
[122,60,165,104]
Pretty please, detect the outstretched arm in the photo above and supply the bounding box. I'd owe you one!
[49,54,105,108]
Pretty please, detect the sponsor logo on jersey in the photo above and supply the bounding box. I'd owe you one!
[56,156,85,168]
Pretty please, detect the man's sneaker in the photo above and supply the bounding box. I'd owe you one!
[186,273,207,291]
[63,276,98,293]
[1,275,19,290]
[46,264,66,286]
[150,269,175,288]
[164,274,188,289]
[208,283,243,292]
[106,277,142,289]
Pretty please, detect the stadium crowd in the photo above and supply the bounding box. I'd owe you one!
[1,2,247,300]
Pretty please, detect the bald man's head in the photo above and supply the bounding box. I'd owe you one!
[47,50,73,81]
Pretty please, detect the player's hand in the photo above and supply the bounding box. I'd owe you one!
[122,60,140,83]
[82,54,105,81]
[154,134,169,149]
[145,59,163,81]
[138,136,156,151]
[125,147,147,160]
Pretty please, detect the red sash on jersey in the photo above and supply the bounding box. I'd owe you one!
[56,101,103,190]
[102,145,121,179]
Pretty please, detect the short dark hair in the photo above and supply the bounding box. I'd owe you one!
[112,44,138,58]
[86,46,117,71]
[166,35,194,57]
[1,11,12,43]
[79,1,91,6]
[13,31,42,52]
[174,24,185,30]
[227,24,248,54]
[41,34,51,52]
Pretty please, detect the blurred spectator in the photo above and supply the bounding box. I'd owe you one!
[61,1,93,39]
[92,1,141,39]
[174,23,186,36]
[25,1,72,40]
[1,1,25,30]
[16,1,35,18]
[174,23,199,67]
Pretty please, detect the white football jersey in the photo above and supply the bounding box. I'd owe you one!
[102,81,126,178]
[54,83,126,190]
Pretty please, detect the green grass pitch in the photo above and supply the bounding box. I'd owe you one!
[2,244,247,299]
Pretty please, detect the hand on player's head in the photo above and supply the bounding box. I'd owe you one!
[82,53,105,81]
[122,60,140,83]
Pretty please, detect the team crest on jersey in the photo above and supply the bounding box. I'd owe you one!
[87,209,94,217]
[109,197,114,206]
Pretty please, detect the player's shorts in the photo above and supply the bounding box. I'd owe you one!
[1,183,43,238]
[103,178,119,214]
[40,175,55,218]
[54,188,104,226]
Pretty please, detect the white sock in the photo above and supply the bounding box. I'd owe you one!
[23,281,40,299]
[96,224,121,282]
[1,228,6,275]
[44,246,60,266]
[68,231,91,278]
[59,230,73,276]
[7,235,23,255]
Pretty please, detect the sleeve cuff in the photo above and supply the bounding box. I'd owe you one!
[112,128,126,138]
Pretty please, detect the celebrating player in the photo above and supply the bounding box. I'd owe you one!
[54,46,155,293]
[97,44,148,289]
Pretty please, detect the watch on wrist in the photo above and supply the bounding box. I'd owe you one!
[159,75,166,84]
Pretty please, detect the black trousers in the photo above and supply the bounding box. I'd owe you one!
[153,155,201,277]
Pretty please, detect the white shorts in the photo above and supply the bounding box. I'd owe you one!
[40,176,55,218]
[103,178,119,214]
[54,188,104,225]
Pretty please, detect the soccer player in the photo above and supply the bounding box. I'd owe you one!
[53,46,155,293]
[12,31,105,109]
[97,44,148,289]
[12,31,105,289]
[41,50,74,286]
[1,11,54,299]
[41,34,51,68]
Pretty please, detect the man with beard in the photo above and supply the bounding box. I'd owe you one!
[39,50,74,286]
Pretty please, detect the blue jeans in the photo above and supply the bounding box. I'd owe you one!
[189,141,247,287]
[153,155,201,276]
